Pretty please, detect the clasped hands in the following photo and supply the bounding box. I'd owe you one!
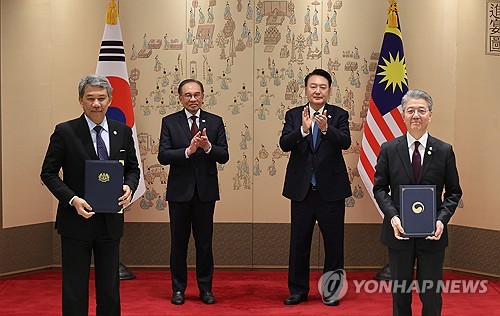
[187,128,211,156]
[302,107,328,133]
[73,184,132,219]
[391,216,444,240]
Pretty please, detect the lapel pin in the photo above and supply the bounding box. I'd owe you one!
[328,115,332,118]
[113,131,117,135]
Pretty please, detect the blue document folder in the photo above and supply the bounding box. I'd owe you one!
[84,160,124,213]
[400,185,436,238]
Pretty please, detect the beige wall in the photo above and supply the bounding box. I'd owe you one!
[2,0,53,227]
[1,0,106,227]
[452,0,500,229]
[1,0,499,231]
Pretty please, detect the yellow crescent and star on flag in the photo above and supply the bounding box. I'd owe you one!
[357,0,410,215]
[378,0,408,94]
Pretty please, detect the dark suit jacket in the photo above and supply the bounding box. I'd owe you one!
[373,134,462,251]
[41,115,140,241]
[157,109,229,202]
[280,104,352,202]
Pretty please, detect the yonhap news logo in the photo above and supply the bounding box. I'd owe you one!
[352,279,489,294]
[318,269,348,303]
[317,270,489,300]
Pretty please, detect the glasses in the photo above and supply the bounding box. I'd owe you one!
[182,93,203,100]
[404,107,429,115]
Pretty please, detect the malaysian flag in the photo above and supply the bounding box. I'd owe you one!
[96,1,146,203]
[358,0,408,215]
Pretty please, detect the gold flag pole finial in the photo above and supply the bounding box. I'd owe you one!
[387,0,399,28]
[106,0,118,25]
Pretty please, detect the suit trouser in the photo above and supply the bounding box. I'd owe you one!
[61,214,120,316]
[168,193,215,293]
[388,240,445,316]
[288,188,346,295]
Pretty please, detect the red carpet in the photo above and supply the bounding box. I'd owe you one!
[0,269,498,315]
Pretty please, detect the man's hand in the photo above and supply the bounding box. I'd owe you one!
[315,110,328,132]
[187,131,201,156]
[426,220,444,240]
[390,216,409,240]
[301,106,313,133]
[72,197,94,219]
[118,184,132,207]
[198,128,211,152]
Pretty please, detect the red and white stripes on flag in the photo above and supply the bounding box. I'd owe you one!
[96,18,146,203]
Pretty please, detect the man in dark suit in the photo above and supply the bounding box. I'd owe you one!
[280,69,352,306]
[158,79,229,305]
[373,89,462,316]
[41,74,140,316]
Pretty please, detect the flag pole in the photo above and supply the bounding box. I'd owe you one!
[101,0,142,281]
[359,0,409,281]
[374,0,401,282]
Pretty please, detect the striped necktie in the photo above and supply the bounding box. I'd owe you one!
[94,125,109,160]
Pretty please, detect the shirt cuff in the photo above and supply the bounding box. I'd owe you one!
[300,126,309,137]
[204,143,212,154]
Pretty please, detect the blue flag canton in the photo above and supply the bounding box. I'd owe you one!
[372,31,409,116]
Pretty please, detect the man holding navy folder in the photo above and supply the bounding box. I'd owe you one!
[41,74,140,316]
[373,89,462,316]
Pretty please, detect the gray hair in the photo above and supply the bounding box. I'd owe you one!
[401,89,433,111]
[78,74,113,99]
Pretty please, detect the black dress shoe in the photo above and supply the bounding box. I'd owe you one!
[374,264,391,280]
[118,263,136,280]
[171,291,185,305]
[324,299,340,306]
[199,291,216,304]
[284,294,308,305]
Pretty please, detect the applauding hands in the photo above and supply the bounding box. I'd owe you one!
[187,128,211,156]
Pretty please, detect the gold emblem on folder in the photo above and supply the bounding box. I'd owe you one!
[412,201,425,214]
[98,172,110,183]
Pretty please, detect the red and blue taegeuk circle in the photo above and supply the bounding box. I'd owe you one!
[106,76,134,128]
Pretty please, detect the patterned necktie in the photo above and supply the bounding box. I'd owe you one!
[311,111,320,186]
[412,141,421,182]
[94,125,109,160]
[190,115,199,136]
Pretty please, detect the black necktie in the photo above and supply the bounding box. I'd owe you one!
[190,115,199,136]
[94,125,109,160]
[412,141,421,182]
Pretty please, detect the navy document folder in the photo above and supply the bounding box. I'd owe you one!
[84,160,124,213]
[399,185,436,238]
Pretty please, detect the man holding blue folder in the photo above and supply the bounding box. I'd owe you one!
[41,74,140,316]
[373,89,462,316]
